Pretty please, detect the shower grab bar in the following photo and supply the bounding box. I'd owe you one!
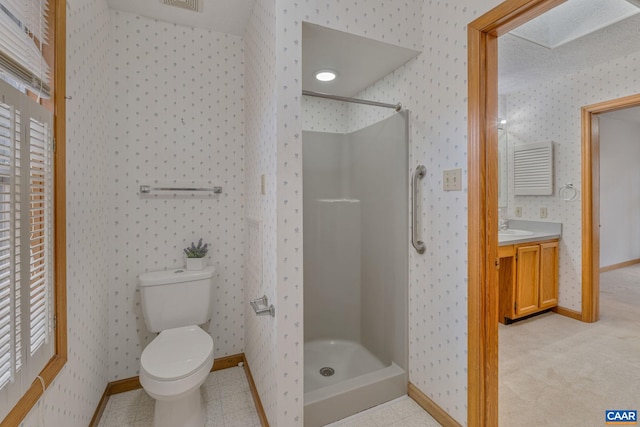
[412,165,426,254]
[250,295,275,317]
[139,185,223,194]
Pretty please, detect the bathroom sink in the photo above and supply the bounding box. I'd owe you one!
[498,229,534,236]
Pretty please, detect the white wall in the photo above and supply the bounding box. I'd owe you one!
[107,10,246,380]
[27,1,626,425]
[21,0,112,425]
[599,116,640,267]
[243,0,279,423]
[24,4,248,424]
[274,1,503,425]
[302,97,349,133]
[504,48,640,311]
[29,1,521,425]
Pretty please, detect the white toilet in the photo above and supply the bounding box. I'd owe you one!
[138,266,216,427]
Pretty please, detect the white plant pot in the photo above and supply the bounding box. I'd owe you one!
[186,257,206,271]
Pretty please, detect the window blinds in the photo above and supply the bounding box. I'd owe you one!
[0,84,21,390]
[0,0,50,97]
[0,78,53,417]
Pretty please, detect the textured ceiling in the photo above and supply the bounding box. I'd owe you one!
[105,0,256,36]
[510,0,639,48]
[499,13,640,94]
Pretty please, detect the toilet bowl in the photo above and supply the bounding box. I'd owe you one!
[140,325,214,427]
[138,266,216,427]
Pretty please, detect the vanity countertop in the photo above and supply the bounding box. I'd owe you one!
[498,220,562,246]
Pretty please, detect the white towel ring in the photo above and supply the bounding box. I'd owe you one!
[559,183,578,201]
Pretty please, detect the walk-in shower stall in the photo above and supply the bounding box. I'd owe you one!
[303,108,408,426]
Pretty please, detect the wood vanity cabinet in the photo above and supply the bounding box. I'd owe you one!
[498,239,558,324]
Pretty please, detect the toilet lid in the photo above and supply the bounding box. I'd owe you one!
[141,325,214,381]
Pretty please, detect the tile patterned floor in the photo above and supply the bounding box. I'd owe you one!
[98,367,261,427]
[99,367,441,427]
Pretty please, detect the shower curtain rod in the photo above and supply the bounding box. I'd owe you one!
[302,90,402,112]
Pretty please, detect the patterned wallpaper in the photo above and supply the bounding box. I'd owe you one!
[267,7,421,423]
[24,1,640,426]
[299,2,501,424]
[107,10,246,380]
[273,0,493,425]
[274,2,304,423]
[504,48,640,311]
[21,0,112,425]
[301,61,412,135]
[301,96,348,133]
[346,61,415,133]
[243,0,279,424]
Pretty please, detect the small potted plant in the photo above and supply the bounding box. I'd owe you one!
[184,238,209,270]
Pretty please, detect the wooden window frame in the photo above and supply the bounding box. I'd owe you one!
[0,0,66,425]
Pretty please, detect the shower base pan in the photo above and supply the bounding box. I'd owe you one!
[304,339,406,427]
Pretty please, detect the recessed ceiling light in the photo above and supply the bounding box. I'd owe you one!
[315,70,337,82]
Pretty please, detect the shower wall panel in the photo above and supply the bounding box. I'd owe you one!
[303,132,362,342]
[305,199,362,342]
[302,132,351,200]
[350,112,408,368]
[303,112,407,371]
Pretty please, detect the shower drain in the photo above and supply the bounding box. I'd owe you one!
[319,367,335,377]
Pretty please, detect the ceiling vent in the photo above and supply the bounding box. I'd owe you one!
[162,0,199,12]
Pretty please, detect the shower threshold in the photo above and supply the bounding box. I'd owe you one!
[303,339,406,427]
[304,339,386,393]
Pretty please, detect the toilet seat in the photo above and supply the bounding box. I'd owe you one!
[141,325,214,382]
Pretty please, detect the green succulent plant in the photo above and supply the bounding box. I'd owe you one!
[184,238,209,258]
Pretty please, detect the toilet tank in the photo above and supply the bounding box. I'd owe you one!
[138,266,215,332]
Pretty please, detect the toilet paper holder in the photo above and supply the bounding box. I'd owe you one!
[250,295,275,317]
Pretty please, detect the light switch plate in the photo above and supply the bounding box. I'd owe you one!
[540,207,548,218]
[515,207,522,217]
[443,168,462,191]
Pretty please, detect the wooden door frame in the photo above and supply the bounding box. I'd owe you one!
[468,0,640,424]
[467,1,567,426]
[581,93,640,322]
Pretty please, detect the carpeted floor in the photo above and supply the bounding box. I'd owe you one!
[499,263,640,427]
